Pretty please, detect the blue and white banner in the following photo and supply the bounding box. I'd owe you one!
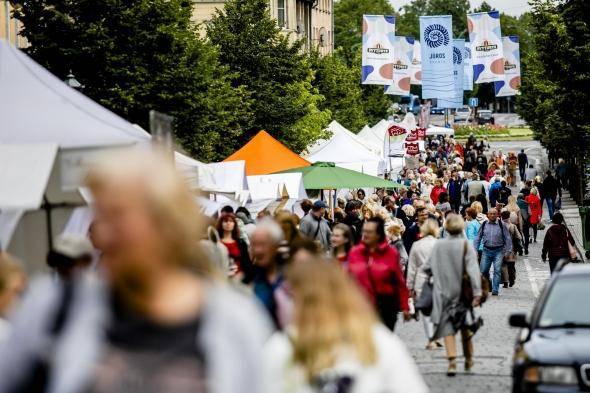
[467,11,504,83]
[411,39,422,85]
[362,15,396,85]
[495,36,521,97]
[420,15,454,99]
[439,39,465,109]
[386,36,414,96]
[463,42,473,91]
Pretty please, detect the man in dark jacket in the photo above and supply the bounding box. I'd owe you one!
[498,180,512,206]
[447,171,463,213]
[517,149,528,181]
[343,201,363,244]
[543,170,561,220]
[402,206,428,253]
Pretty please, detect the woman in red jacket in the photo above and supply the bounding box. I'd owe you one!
[430,179,447,205]
[525,187,542,243]
[347,216,410,331]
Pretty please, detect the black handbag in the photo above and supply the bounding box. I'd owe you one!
[415,275,433,316]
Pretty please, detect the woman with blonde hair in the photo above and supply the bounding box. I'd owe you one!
[471,201,488,225]
[0,253,26,342]
[406,219,441,350]
[265,261,428,393]
[386,219,408,272]
[0,151,271,393]
[424,214,482,376]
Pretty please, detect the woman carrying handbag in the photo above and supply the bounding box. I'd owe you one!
[542,213,577,273]
[423,214,483,377]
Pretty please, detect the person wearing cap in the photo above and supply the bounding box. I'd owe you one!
[46,233,94,279]
[299,200,332,252]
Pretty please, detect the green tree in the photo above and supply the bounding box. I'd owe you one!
[517,0,590,201]
[16,0,252,161]
[310,51,366,132]
[207,0,330,153]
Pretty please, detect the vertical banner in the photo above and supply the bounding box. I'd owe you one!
[467,11,504,83]
[361,15,396,85]
[495,36,521,97]
[410,39,422,85]
[439,39,465,109]
[385,36,414,96]
[420,15,454,99]
[463,42,473,91]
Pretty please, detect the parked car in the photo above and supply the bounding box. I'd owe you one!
[430,107,445,115]
[477,109,495,125]
[454,107,472,123]
[509,262,590,393]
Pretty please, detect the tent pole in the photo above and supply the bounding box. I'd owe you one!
[43,195,53,252]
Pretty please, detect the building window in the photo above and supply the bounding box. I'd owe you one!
[277,0,285,28]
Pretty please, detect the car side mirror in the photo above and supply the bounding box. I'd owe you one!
[509,313,529,328]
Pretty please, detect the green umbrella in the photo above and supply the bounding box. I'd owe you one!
[276,162,401,189]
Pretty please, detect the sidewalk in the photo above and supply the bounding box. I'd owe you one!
[558,191,586,262]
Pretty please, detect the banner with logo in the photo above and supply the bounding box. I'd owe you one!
[463,42,473,91]
[420,15,454,99]
[385,36,414,96]
[438,39,465,109]
[467,11,504,83]
[362,15,396,85]
[386,124,407,157]
[410,39,422,85]
[495,36,521,97]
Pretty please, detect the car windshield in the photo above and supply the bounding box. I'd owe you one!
[538,275,590,328]
[456,108,469,113]
[479,111,491,118]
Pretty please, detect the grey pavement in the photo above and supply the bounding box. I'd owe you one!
[397,140,553,393]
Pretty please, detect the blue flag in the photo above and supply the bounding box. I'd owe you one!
[420,15,454,99]
[439,39,465,108]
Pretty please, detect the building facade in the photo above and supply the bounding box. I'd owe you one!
[192,0,333,55]
[0,1,25,47]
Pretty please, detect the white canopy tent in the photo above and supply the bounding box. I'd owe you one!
[307,120,378,156]
[245,173,307,215]
[174,151,218,192]
[305,122,386,177]
[358,119,389,156]
[426,126,455,136]
[0,41,151,272]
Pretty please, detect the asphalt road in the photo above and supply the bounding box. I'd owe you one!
[396,140,551,393]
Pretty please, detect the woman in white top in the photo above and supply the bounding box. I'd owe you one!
[406,219,441,350]
[264,260,428,393]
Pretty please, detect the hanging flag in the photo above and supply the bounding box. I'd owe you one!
[362,15,396,85]
[385,36,414,96]
[410,39,422,85]
[495,36,521,96]
[467,11,504,83]
[420,15,454,99]
[439,39,465,109]
[463,42,473,91]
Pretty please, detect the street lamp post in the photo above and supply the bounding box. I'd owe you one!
[64,70,84,90]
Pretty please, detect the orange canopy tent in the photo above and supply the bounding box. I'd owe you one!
[224,130,311,176]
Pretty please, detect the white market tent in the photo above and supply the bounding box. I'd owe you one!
[245,173,307,216]
[305,121,386,176]
[358,119,389,156]
[0,41,150,272]
[308,120,378,156]
[426,125,455,136]
[174,151,217,192]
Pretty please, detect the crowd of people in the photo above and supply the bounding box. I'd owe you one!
[0,135,579,392]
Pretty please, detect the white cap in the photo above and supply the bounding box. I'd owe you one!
[53,234,93,259]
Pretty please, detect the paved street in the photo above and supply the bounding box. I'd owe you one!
[397,140,552,393]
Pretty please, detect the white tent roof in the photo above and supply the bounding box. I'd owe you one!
[0,143,58,210]
[426,126,455,136]
[174,151,217,191]
[207,160,248,193]
[0,41,150,149]
[247,173,307,201]
[306,126,382,164]
[308,120,377,155]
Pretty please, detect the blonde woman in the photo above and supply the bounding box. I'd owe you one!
[0,151,271,393]
[406,219,441,350]
[503,195,523,232]
[265,261,428,393]
[471,201,488,225]
[387,219,408,272]
[0,253,26,342]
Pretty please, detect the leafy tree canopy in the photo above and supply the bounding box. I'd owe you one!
[16,0,252,161]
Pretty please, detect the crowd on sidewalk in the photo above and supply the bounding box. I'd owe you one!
[0,137,579,392]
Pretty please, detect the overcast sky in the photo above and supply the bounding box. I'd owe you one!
[389,0,531,16]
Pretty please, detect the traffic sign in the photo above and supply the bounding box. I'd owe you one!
[468,97,479,107]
